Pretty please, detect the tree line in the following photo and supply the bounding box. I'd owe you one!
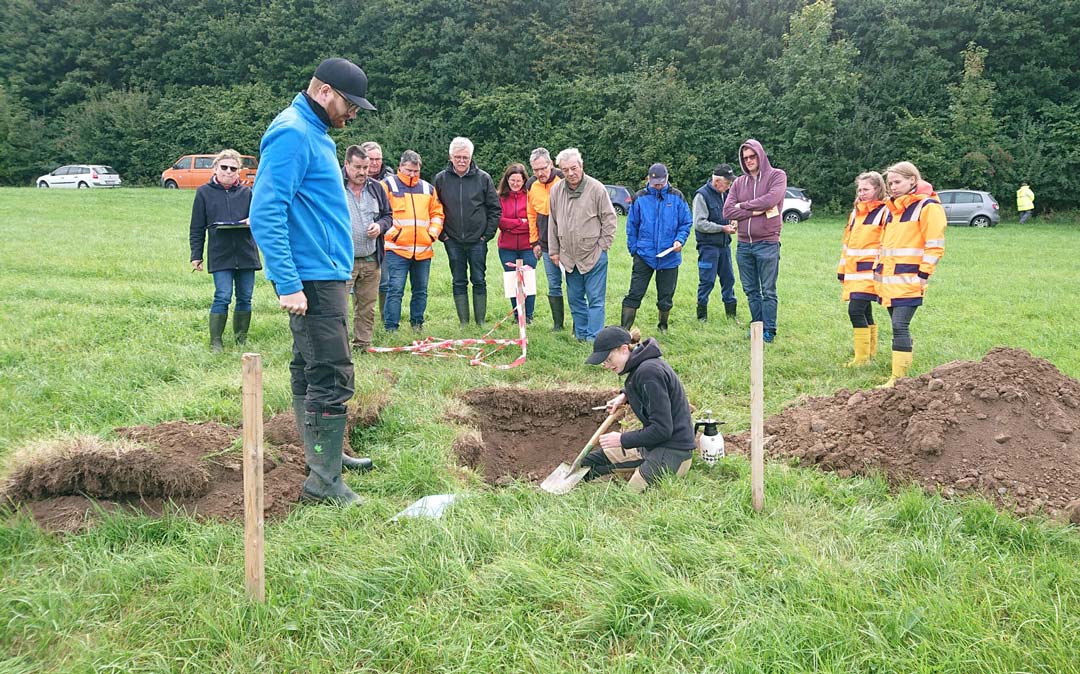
[1,0,1078,211]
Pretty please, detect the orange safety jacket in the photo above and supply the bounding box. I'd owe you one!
[526,173,562,250]
[382,172,445,261]
[876,192,946,307]
[838,199,889,301]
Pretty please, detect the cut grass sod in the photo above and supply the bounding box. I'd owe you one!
[1,186,1079,673]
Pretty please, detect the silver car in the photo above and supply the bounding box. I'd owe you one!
[937,189,1000,227]
[782,187,812,223]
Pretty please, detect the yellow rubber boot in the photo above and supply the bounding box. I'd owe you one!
[845,327,872,367]
[868,324,879,358]
[880,350,913,388]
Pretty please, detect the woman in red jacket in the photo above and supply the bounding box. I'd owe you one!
[496,163,536,322]
[837,171,888,366]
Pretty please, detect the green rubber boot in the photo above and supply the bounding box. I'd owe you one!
[233,311,251,345]
[473,291,487,327]
[293,396,372,473]
[208,312,227,353]
[300,412,363,505]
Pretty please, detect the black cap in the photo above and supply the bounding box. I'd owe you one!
[585,326,633,365]
[314,58,376,111]
[712,164,735,180]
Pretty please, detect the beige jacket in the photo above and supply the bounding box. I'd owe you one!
[548,174,617,273]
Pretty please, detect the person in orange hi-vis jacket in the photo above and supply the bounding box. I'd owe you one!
[837,171,889,366]
[877,161,946,387]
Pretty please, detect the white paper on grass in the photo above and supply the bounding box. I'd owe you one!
[392,494,465,521]
[502,268,537,299]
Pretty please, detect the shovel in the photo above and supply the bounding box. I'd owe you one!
[540,408,622,495]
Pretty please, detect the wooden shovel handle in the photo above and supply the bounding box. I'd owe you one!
[568,408,623,472]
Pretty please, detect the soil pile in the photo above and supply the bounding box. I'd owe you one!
[727,348,1080,521]
[454,388,621,485]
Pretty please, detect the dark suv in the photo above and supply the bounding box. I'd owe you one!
[605,185,633,215]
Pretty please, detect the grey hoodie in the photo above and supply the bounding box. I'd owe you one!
[722,139,788,244]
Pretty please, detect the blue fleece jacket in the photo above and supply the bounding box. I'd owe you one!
[250,93,352,295]
[626,184,693,270]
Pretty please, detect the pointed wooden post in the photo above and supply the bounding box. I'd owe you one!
[241,353,265,602]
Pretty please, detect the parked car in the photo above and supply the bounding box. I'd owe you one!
[36,165,122,189]
[782,186,812,223]
[161,154,258,189]
[605,184,633,216]
[937,189,1000,227]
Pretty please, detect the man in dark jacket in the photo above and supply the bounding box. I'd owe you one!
[433,137,501,326]
[343,144,393,351]
[692,164,739,323]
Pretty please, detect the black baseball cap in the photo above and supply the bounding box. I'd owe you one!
[585,326,634,365]
[712,164,736,180]
[314,58,376,111]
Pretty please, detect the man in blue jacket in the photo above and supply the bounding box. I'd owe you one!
[619,163,693,333]
[250,58,376,506]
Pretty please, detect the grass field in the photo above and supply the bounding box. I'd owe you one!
[1,187,1079,673]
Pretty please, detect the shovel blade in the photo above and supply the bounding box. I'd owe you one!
[539,462,590,495]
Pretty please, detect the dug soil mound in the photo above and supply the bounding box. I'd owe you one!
[727,348,1080,521]
[453,388,622,485]
[3,398,387,534]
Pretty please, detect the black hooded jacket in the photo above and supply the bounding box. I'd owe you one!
[619,338,696,451]
[189,177,261,272]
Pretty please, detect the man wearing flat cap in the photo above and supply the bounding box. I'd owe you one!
[250,57,377,506]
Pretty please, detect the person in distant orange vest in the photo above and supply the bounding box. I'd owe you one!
[380,149,445,332]
[837,171,889,366]
[877,161,946,387]
[526,147,566,331]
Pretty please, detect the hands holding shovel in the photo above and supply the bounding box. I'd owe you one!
[598,393,627,450]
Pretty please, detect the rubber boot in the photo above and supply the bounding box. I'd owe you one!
[879,350,913,388]
[697,303,708,323]
[473,291,487,327]
[293,396,372,473]
[208,312,227,353]
[845,327,872,367]
[620,305,637,330]
[868,324,879,358]
[233,311,251,346]
[724,301,738,321]
[657,309,670,334]
[300,412,363,505]
[548,295,565,332]
[454,294,470,326]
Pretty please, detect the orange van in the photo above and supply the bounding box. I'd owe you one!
[160,154,258,189]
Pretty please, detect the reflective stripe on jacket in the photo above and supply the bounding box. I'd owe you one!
[381,172,445,261]
[838,200,887,302]
[876,193,946,308]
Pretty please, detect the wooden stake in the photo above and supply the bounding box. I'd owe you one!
[241,353,265,602]
[750,322,765,512]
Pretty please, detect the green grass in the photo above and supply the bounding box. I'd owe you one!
[1,187,1079,673]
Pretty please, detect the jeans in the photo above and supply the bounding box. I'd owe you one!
[847,299,875,328]
[888,305,918,352]
[444,239,488,297]
[541,251,563,297]
[1019,210,1032,224]
[346,257,380,346]
[378,256,390,295]
[564,250,608,341]
[696,244,736,305]
[211,269,255,314]
[498,247,537,321]
[384,254,431,329]
[286,280,353,415]
[736,241,780,332]
[622,254,679,311]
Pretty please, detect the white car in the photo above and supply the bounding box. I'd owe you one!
[36,164,122,189]
[782,187,812,223]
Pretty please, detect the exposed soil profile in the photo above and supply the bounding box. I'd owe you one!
[453,388,622,485]
[726,348,1080,522]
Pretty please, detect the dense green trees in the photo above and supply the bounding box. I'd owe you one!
[1,0,1077,209]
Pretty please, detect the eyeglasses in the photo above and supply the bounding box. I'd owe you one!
[330,87,359,114]
[217,165,240,172]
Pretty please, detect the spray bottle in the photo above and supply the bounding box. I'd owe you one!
[694,410,725,465]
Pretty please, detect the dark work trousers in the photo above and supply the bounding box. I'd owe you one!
[847,299,876,328]
[622,254,679,311]
[444,239,488,297]
[696,243,736,305]
[285,280,354,415]
[581,445,692,488]
[888,305,918,352]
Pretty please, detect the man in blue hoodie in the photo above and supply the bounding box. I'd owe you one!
[250,58,376,506]
[619,163,692,333]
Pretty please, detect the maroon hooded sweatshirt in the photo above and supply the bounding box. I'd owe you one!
[722,139,788,244]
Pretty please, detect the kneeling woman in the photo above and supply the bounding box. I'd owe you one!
[583,326,697,492]
[879,161,946,386]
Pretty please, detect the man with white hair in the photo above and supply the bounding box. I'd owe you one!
[547,148,617,342]
[434,137,501,326]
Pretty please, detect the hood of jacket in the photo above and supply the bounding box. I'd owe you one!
[208,175,244,192]
[622,338,662,376]
[739,139,775,179]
